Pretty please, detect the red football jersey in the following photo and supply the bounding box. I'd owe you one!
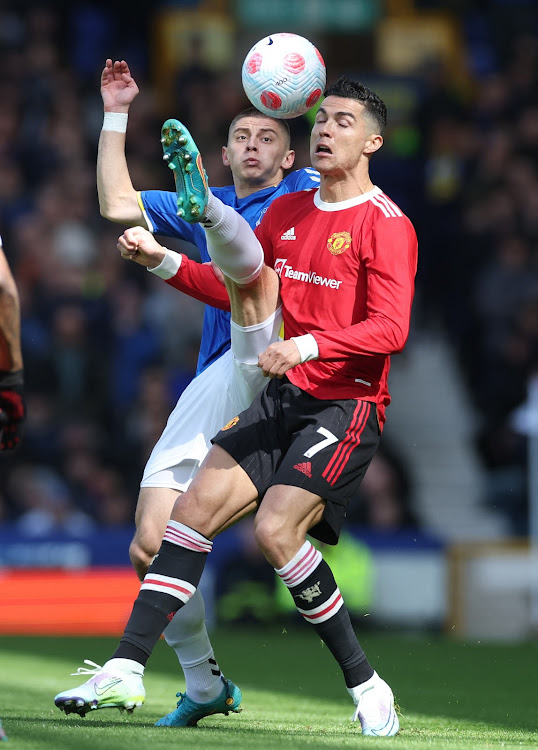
[255,187,418,423]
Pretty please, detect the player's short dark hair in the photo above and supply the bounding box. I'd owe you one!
[228,107,291,149]
[324,76,387,135]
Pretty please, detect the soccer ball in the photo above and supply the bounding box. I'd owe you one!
[241,33,326,119]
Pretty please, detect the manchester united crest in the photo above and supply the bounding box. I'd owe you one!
[327,231,351,255]
[222,416,239,431]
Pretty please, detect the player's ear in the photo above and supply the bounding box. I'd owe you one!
[222,146,230,166]
[364,134,383,155]
[282,149,295,170]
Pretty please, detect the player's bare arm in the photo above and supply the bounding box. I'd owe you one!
[0,241,25,451]
[97,59,145,226]
[0,247,22,372]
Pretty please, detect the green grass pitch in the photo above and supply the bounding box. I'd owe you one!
[0,628,536,749]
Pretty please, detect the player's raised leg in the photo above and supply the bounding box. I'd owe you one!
[160,118,266,294]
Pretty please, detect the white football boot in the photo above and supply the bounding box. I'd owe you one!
[349,671,399,736]
[54,659,145,716]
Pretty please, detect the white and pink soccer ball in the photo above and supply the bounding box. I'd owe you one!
[241,33,326,119]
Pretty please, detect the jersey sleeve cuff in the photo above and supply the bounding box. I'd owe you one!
[137,192,154,233]
[291,334,319,363]
[147,248,182,279]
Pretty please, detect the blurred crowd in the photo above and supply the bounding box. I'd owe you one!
[0,2,536,537]
[415,4,538,534]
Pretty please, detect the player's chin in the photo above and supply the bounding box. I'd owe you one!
[311,154,333,170]
[243,170,271,187]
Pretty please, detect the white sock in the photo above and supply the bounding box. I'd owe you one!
[164,588,224,703]
[203,190,263,284]
[202,189,227,227]
[179,649,224,703]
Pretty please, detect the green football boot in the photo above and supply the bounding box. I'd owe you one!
[161,118,209,222]
[154,677,242,727]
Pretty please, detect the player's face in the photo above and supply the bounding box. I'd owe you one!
[223,117,295,194]
[310,96,383,176]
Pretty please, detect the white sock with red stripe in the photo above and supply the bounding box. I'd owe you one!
[276,541,374,688]
[113,522,212,666]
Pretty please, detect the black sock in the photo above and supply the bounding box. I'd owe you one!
[113,525,211,665]
[278,543,374,688]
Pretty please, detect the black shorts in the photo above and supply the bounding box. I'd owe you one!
[212,377,381,545]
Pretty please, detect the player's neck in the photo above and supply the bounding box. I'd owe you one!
[235,184,278,199]
[319,173,375,203]
[233,173,283,199]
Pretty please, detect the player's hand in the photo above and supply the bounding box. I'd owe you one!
[101,59,139,111]
[117,226,166,268]
[0,369,25,453]
[258,340,302,378]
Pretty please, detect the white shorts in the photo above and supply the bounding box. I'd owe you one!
[141,307,282,491]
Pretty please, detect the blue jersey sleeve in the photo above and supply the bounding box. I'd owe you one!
[282,168,320,192]
[139,190,209,258]
[139,188,232,374]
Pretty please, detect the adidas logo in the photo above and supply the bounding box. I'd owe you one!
[293,461,312,477]
[281,227,296,240]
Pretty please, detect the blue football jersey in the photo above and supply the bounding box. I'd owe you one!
[140,167,320,374]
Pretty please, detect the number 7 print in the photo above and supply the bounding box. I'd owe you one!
[303,427,339,458]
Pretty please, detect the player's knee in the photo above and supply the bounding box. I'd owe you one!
[253,514,287,559]
[171,487,220,537]
[129,536,157,581]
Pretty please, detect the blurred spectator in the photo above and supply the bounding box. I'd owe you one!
[36,301,108,421]
[348,446,417,531]
[9,464,95,537]
[121,364,175,472]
